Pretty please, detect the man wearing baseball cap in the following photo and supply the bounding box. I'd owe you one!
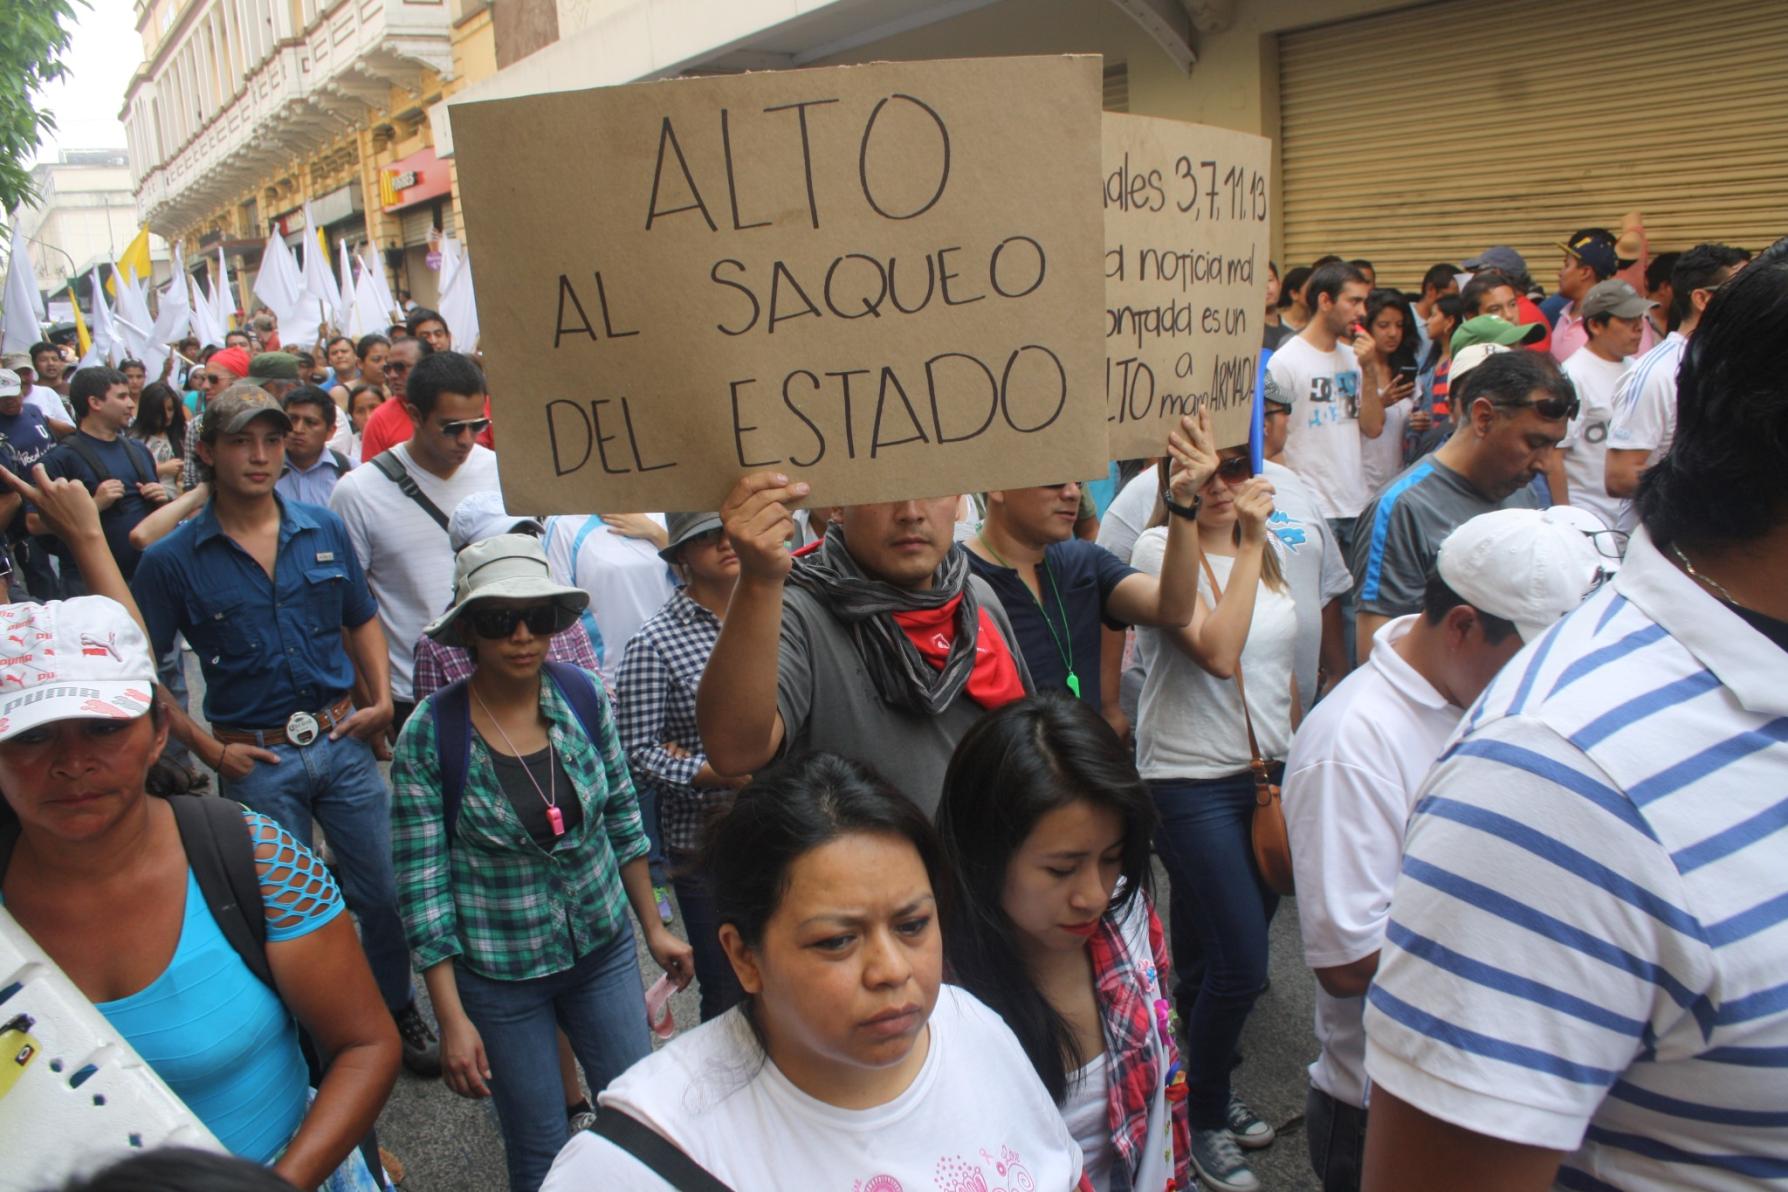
[182,344,253,490]
[1460,248,1552,354]
[131,384,442,1078]
[1349,352,1571,661]
[2,351,73,436]
[1556,279,1654,531]
[1549,229,1658,364]
[1285,507,1600,1191]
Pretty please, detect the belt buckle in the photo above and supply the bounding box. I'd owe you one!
[285,710,321,747]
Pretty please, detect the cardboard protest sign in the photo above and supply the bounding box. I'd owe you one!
[452,55,1108,513]
[1103,113,1272,454]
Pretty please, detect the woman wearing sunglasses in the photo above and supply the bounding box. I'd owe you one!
[390,533,694,1192]
[1129,448,1296,1192]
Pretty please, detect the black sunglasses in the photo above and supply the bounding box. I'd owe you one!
[1215,454,1253,482]
[467,604,574,639]
[440,417,491,438]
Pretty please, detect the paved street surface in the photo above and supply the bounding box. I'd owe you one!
[188,655,1323,1191]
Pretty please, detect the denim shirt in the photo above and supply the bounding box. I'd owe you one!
[133,497,377,726]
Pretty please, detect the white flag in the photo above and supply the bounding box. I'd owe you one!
[251,229,308,347]
[364,246,399,327]
[298,204,341,344]
[112,269,156,364]
[76,269,116,370]
[1,223,44,353]
[437,235,479,354]
[336,238,355,329]
[214,246,235,333]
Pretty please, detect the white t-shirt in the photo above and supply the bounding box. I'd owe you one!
[1095,466,1159,565]
[1063,1051,1114,1192]
[542,514,677,681]
[25,385,67,426]
[1266,334,1368,519]
[543,984,1082,1191]
[329,442,500,701]
[1281,615,1461,1109]
[1559,348,1630,533]
[1132,530,1297,779]
[1606,331,1687,532]
[1264,461,1354,709]
[1359,397,1410,500]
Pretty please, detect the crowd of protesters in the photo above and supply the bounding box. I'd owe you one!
[2,224,1783,1192]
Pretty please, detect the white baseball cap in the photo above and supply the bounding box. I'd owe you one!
[1449,342,1512,386]
[1437,508,1602,642]
[0,369,20,398]
[0,598,157,742]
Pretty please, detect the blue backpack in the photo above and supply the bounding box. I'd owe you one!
[429,661,610,845]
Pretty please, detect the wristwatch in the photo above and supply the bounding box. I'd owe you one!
[1162,493,1200,520]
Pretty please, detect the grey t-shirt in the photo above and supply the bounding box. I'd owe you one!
[777,574,1031,816]
[1349,456,1544,617]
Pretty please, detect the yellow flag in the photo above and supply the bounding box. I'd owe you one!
[106,225,152,296]
[69,283,91,355]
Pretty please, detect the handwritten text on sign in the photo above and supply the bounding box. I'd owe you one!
[451,56,1108,513]
[1103,114,1272,455]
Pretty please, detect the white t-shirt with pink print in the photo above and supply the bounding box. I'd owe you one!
[544,984,1083,1191]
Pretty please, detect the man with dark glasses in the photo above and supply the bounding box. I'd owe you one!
[1350,350,1571,660]
[133,385,442,1079]
[330,349,501,733]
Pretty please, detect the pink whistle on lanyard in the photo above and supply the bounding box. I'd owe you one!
[645,973,677,1040]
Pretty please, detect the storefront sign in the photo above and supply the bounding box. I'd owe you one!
[381,148,453,212]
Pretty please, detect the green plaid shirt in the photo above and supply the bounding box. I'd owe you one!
[391,675,648,981]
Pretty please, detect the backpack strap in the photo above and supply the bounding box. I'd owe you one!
[167,794,275,991]
[589,1110,734,1192]
[329,448,352,473]
[368,449,450,533]
[543,660,608,747]
[431,678,474,847]
[125,439,156,486]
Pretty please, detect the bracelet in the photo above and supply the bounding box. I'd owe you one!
[1162,494,1200,521]
[216,742,231,771]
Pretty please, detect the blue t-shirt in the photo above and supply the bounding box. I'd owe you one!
[40,431,160,580]
[0,406,57,471]
[966,537,1136,710]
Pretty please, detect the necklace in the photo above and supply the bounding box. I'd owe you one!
[472,686,564,837]
[1669,542,1741,607]
[976,530,1080,699]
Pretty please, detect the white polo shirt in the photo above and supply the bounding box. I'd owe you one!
[1283,615,1461,1109]
[1364,528,1788,1189]
[1606,331,1687,531]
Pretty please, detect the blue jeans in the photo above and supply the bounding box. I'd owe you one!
[1307,1084,1367,1192]
[1151,771,1280,1129]
[157,638,192,768]
[222,732,414,1013]
[453,929,654,1192]
[669,849,742,1023]
[1328,516,1359,667]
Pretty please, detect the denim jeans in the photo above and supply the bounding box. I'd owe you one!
[156,638,193,768]
[1327,516,1359,667]
[669,849,742,1023]
[453,928,654,1192]
[1306,1084,1367,1192]
[1150,771,1280,1130]
[222,732,414,1012]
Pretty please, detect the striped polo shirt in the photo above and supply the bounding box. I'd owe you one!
[1364,527,1788,1190]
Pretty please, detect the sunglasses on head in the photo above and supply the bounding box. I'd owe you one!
[440,417,492,438]
[1504,394,1580,421]
[467,604,574,640]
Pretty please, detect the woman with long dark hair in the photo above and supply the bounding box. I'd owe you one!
[1356,289,1421,495]
[132,381,189,487]
[1132,449,1296,1192]
[541,751,1082,1190]
[936,695,1190,1191]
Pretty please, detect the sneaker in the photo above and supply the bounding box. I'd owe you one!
[393,1002,441,1078]
[566,1101,598,1134]
[654,884,675,926]
[1226,1091,1276,1149]
[1190,1127,1259,1192]
[378,1146,407,1185]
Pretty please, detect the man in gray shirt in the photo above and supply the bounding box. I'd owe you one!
[1350,349,1574,658]
[698,472,1032,815]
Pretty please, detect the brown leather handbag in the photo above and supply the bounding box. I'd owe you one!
[1201,555,1296,896]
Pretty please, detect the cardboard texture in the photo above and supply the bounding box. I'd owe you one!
[1103,113,1272,454]
[452,55,1109,513]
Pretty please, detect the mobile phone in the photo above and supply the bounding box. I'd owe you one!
[1396,363,1420,385]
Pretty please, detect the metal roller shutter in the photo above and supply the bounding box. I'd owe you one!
[400,203,440,247]
[1279,0,1788,290]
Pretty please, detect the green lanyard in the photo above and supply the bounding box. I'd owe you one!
[976,532,1080,699]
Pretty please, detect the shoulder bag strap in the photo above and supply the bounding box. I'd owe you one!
[368,449,450,533]
[1198,553,1267,769]
[431,679,474,847]
[168,794,275,991]
[543,660,608,746]
[589,1110,735,1192]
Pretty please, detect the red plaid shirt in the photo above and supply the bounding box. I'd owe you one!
[1088,894,1191,1190]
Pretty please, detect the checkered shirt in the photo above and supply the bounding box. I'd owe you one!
[614,588,724,855]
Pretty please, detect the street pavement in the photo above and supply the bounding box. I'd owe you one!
[187,654,1324,1191]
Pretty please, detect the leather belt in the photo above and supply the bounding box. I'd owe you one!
[214,696,355,749]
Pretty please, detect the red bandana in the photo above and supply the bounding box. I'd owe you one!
[891,595,1026,710]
